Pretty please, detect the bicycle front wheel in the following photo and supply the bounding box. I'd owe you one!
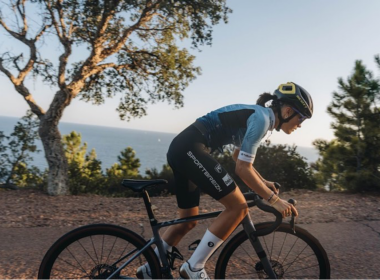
[215,222,330,279]
[38,224,161,279]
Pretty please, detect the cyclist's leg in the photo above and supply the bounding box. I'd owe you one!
[137,170,201,278]
[186,187,248,272]
[172,144,247,275]
[209,186,248,240]
[161,206,199,246]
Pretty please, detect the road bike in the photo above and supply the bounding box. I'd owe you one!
[38,179,330,279]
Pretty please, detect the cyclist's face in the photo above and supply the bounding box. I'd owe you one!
[281,107,304,134]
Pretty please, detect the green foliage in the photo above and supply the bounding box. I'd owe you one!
[18,0,231,120]
[313,59,380,192]
[105,147,142,195]
[214,143,316,192]
[0,111,44,189]
[61,131,146,196]
[62,131,105,194]
[254,143,317,191]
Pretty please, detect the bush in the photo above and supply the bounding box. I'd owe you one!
[0,111,45,189]
[214,142,317,192]
[62,131,105,194]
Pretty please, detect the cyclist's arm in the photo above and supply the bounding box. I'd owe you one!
[252,167,279,194]
[235,160,297,217]
[233,148,278,193]
[235,159,273,200]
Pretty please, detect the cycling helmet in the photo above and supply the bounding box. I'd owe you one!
[274,82,313,118]
[272,82,313,131]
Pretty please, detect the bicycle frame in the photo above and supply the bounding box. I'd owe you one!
[108,189,278,279]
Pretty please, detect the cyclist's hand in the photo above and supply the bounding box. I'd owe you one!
[272,198,298,218]
[266,181,279,195]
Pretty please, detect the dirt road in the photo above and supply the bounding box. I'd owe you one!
[1,189,379,279]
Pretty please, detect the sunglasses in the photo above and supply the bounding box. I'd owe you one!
[291,107,308,123]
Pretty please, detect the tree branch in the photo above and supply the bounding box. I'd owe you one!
[0,1,48,117]
[100,0,163,59]
[44,1,63,39]
[15,0,27,36]
[43,0,72,88]
[12,53,23,72]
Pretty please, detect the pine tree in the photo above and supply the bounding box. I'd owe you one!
[106,147,141,194]
[62,131,104,194]
[314,60,380,191]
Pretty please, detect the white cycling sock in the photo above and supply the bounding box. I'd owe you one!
[144,239,172,271]
[188,229,224,270]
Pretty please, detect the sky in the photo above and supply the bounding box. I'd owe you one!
[1,0,380,148]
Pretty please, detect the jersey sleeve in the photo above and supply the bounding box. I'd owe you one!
[238,111,269,164]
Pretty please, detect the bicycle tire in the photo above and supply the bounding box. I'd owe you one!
[215,222,330,279]
[38,224,162,279]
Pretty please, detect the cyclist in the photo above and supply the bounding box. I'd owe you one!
[137,82,313,279]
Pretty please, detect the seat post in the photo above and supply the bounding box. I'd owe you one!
[141,189,157,226]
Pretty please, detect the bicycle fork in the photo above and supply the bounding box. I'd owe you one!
[242,214,277,279]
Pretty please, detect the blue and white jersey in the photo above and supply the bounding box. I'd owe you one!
[196,104,275,163]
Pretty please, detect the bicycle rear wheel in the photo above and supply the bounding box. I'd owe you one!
[215,222,330,279]
[38,224,161,279]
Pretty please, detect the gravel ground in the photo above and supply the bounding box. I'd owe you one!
[1,188,380,279]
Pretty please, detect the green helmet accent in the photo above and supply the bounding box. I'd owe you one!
[274,82,314,118]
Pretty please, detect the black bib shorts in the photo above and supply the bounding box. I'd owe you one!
[167,124,237,209]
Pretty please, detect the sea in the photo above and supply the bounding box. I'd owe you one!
[0,115,320,174]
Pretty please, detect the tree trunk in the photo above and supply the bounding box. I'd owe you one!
[39,118,68,195]
[38,89,73,195]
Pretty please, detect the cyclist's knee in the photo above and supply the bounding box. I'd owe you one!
[226,201,248,223]
[241,204,249,217]
[233,203,248,218]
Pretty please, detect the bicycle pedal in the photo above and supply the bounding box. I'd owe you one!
[188,239,201,251]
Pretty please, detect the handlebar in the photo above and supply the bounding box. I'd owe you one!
[243,191,297,236]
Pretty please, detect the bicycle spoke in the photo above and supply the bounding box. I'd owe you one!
[101,235,105,263]
[283,242,309,274]
[275,232,288,263]
[117,243,131,262]
[90,235,100,264]
[76,239,98,267]
[270,230,275,261]
[280,235,299,265]
[52,257,90,279]
[281,253,318,268]
[261,235,270,259]
[105,236,118,265]
[65,247,88,275]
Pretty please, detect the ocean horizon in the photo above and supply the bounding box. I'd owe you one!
[0,115,320,174]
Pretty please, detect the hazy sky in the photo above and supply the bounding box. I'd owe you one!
[1,0,380,148]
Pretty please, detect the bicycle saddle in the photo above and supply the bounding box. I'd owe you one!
[121,179,168,192]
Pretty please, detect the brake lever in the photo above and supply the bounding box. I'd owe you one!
[288,198,297,234]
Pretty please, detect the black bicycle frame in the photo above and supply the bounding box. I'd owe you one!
[108,189,278,279]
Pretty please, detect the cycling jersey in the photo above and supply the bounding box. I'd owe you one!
[167,104,275,209]
[196,104,275,163]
